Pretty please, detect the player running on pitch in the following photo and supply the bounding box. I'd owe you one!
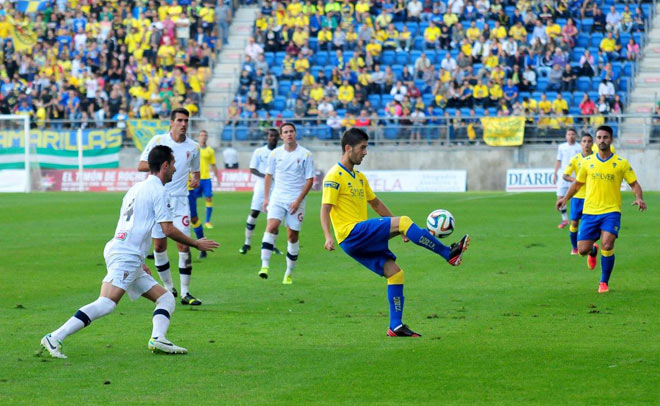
[40,146,219,358]
[320,128,469,337]
[562,132,593,255]
[557,125,646,293]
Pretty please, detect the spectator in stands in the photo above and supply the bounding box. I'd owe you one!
[424,21,440,49]
[390,81,407,102]
[593,7,606,33]
[580,49,596,77]
[548,64,563,91]
[579,93,596,118]
[606,5,622,34]
[561,65,577,92]
[561,18,579,48]
[611,95,624,115]
[531,20,548,46]
[626,38,640,61]
[600,32,620,61]
[326,110,342,138]
[407,0,423,22]
[245,37,264,61]
[598,78,616,104]
[597,95,611,116]
[633,7,646,33]
[502,79,519,107]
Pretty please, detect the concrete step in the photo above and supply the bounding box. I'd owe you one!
[626,102,655,114]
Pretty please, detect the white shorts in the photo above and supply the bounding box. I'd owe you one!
[102,254,159,301]
[250,183,266,212]
[267,200,306,231]
[556,179,571,197]
[152,195,190,238]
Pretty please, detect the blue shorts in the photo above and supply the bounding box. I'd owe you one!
[339,218,396,277]
[570,197,585,221]
[578,212,621,241]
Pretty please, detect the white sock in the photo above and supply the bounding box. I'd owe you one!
[261,232,276,268]
[560,207,568,221]
[286,241,300,275]
[245,214,258,245]
[179,251,192,296]
[52,297,116,341]
[151,292,175,339]
[154,250,174,291]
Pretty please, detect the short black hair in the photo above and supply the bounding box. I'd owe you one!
[596,125,614,137]
[170,107,189,121]
[148,145,174,173]
[341,127,369,152]
[279,122,296,134]
[266,128,279,137]
[566,128,577,135]
[581,132,593,140]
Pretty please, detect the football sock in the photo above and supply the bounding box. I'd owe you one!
[179,251,192,296]
[387,271,405,330]
[286,241,300,275]
[52,297,116,341]
[152,291,175,339]
[154,250,174,292]
[569,224,578,249]
[600,249,615,284]
[560,207,568,221]
[399,216,451,260]
[245,214,258,245]
[261,232,276,268]
[205,201,213,223]
[192,218,204,240]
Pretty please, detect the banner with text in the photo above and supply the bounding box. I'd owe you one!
[362,170,467,192]
[41,169,148,191]
[0,128,121,169]
[481,117,525,147]
[128,120,169,151]
[506,168,556,192]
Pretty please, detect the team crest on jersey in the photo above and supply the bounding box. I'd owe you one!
[297,212,304,222]
[359,179,363,185]
[122,271,129,280]
[182,215,190,227]
[613,163,617,168]
[115,231,127,240]
[590,164,595,168]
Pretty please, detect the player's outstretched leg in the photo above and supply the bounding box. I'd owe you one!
[41,296,117,358]
[569,223,579,255]
[283,240,299,284]
[179,251,201,305]
[259,232,276,279]
[599,248,615,293]
[384,270,420,337]
[148,291,187,354]
[398,216,469,266]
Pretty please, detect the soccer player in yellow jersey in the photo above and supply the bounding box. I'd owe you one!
[562,133,594,255]
[320,128,470,337]
[187,130,217,258]
[557,126,647,293]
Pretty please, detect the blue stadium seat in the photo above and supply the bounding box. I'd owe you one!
[474,107,485,117]
[536,79,549,92]
[382,50,396,66]
[315,52,329,66]
[588,91,599,101]
[311,66,322,79]
[619,79,629,92]
[271,66,282,77]
[406,22,418,36]
[488,107,497,115]
[446,108,457,117]
[308,37,318,52]
[282,110,294,119]
[422,93,434,107]
[384,125,399,140]
[368,94,382,109]
[273,96,286,111]
[381,94,393,105]
[532,92,543,101]
[264,52,275,66]
[571,47,585,62]
[590,33,603,48]
[336,109,347,117]
[392,64,403,79]
[577,77,591,92]
[612,62,623,78]
[278,80,291,95]
[561,92,573,106]
[624,62,634,77]
[546,91,558,101]
[395,51,408,65]
[236,127,248,141]
[414,37,424,50]
[569,106,581,116]
[315,126,331,140]
[419,22,429,33]
[275,51,286,65]
[576,33,590,48]
[344,51,354,61]
[221,127,234,141]
[581,18,593,32]
[410,50,422,64]
[633,32,643,47]
[460,108,472,117]
[269,109,281,117]
[423,50,435,63]
[519,91,530,101]
[591,80,600,91]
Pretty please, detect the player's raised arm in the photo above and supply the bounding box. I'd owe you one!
[628,181,647,211]
[320,203,335,251]
[160,221,220,252]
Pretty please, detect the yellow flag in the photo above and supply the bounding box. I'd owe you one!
[11,25,38,54]
[467,123,476,141]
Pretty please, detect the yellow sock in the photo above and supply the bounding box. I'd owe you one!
[191,219,201,228]
[601,249,614,257]
[569,224,578,233]
[387,270,405,285]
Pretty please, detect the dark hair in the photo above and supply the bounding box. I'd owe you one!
[170,107,189,120]
[341,127,369,152]
[581,132,593,140]
[266,128,279,137]
[148,145,174,173]
[279,122,296,134]
[566,128,577,135]
[596,125,614,137]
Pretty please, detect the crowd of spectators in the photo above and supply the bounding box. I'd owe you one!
[229,0,651,141]
[1,0,234,132]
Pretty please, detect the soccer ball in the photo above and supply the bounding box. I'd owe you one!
[426,209,455,238]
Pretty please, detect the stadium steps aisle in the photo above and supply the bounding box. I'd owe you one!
[624,3,660,144]
[202,5,260,125]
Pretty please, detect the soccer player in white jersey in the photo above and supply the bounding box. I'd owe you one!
[40,146,219,358]
[240,128,281,255]
[553,128,581,229]
[138,108,203,306]
[258,123,314,284]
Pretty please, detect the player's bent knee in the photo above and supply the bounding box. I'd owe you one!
[156,291,176,315]
[387,270,404,285]
[154,238,167,252]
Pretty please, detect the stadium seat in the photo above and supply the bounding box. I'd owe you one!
[275,51,286,65]
[590,33,603,48]
[264,52,275,66]
[577,77,591,92]
[308,37,318,52]
[532,91,543,101]
[624,62,634,77]
[519,91,531,101]
[315,52,329,66]
[576,33,590,48]
[273,96,286,112]
[384,125,399,140]
[392,64,403,78]
[381,94,393,105]
[368,94,382,109]
[546,91,558,101]
[236,127,248,141]
[536,79,549,92]
[410,50,422,64]
[406,22,418,36]
[571,47,585,62]
[581,18,593,33]
[569,106,581,116]
[282,110,294,119]
[382,50,396,66]
[221,127,234,141]
[414,37,424,50]
[395,51,408,65]
[422,93,434,107]
[588,91,599,101]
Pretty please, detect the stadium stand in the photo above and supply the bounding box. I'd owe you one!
[0,0,234,135]
[226,0,653,141]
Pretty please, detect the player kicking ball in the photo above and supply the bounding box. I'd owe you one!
[556,126,646,293]
[320,128,469,337]
[562,132,593,255]
[40,146,219,358]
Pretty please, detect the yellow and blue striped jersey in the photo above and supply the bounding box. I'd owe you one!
[576,153,637,215]
[321,163,376,244]
[199,146,216,180]
[564,153,591,199]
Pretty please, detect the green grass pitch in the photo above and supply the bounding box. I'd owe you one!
[0,191,658,405]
